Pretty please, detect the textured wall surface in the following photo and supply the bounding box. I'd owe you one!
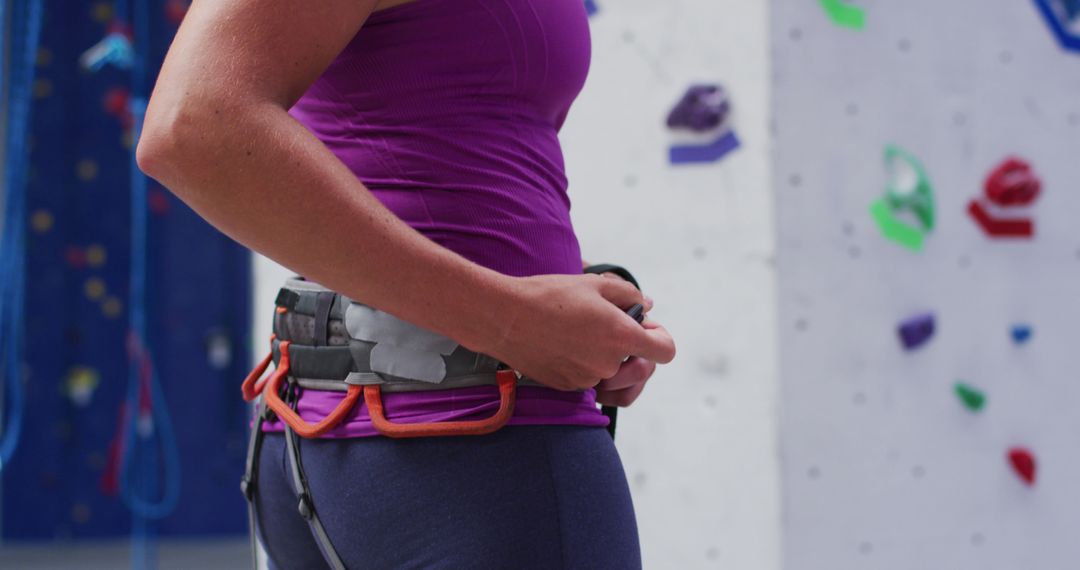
[773,1,1080,568]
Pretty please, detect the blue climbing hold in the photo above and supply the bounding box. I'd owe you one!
[584,0,599,16]
[1011,324,1033,345]
[1033,0,1080,53]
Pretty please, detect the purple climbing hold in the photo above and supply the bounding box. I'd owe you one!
[669,130,741,165]
[898,312,935,350]
[666,85,731,133]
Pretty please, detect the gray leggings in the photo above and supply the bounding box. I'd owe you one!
[253,425,642,569]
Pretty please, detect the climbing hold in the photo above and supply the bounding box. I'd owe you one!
[897,312,934,350]
[870,145,935,251]
[669,131,741,165]
[65,246,87,269]
[103,87,133,129]
[1011,324,1033,344]
[667,85,740,165]
[985,157,1040,206]
[86,244,107,267]
[79,29,134,72]
[165,0,190,26]
[968,201,1033,237]
[30,209,53,233]
[64,367,100,407]
[205,328,233,370]
[76,158,99,182]
[953,382,986,412]
[1007,447,1036,486]
[667,85,731,133]
[968,157,1040,239]
[1033,0,1080,54]
[584,0,599,17]
[819,0,866,30]
[102,296,123,318]
[148,188,171,215]
[84,277,106,300]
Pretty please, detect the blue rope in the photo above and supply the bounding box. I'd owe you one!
[115,0,181,525]
[0,0,45,473]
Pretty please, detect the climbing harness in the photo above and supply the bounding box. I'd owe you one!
[241,270,641,569]
[240,278,543,569]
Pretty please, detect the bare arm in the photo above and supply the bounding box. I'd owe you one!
[138,0,675,387]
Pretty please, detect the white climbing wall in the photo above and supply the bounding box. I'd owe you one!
[255,1,780,568]
[773,1,1080,569]
[562,1,778,569]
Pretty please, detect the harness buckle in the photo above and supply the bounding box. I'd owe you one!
[297,492,314,520]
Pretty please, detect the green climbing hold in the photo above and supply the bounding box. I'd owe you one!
[954,382,986,412]
[870,199,924,251]
[819,0,866,30]
[869,145,936,252]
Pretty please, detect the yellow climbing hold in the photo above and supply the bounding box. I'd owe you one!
[102,296,123,318]
[76,159,99,182]
[92,2,113,22]
[30,209,54,233]
[84,278,106,300]
[86,244,107,267]
[32,78,52,99]
[64,366,100,407]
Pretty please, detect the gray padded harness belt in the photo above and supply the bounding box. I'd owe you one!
[270,277,542,391]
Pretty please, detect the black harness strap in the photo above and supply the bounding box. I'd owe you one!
[282,381,347,570]
[241,402,271,570]
[313,291,335,347]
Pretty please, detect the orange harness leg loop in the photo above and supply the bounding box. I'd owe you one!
[240,335,277,402]
[365,369,517,438]
[262,341,362,438]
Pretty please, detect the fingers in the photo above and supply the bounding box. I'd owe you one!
[596,378,649,407]
[594,274,643,309]
[596,357,655,391]
[627,321,676,364]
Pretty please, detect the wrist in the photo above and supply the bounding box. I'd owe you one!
[447,268,525,356]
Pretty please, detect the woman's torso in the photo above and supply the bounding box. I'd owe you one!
[268,0,606,436]
[288,0,592,276]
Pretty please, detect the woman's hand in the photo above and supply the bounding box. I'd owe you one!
[479,273,676,392]
[594,319,669,407]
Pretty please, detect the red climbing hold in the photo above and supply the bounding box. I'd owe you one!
[967,200,1034,237]
[65,246,87,269]
[985,157,1040,206]
[1007,447,1036,486]
[968,157,1040,239]
[165,0,190,26]
[103,87,133,129]
[148,188,171,215]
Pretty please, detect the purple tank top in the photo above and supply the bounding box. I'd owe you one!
[264,0,607,437]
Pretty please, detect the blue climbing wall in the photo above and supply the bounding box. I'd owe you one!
[3,0,251,540]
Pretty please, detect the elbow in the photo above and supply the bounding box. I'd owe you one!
[135,97,211,184]
[134,127,170,182]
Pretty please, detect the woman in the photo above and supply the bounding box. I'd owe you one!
[137,0,677,567]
